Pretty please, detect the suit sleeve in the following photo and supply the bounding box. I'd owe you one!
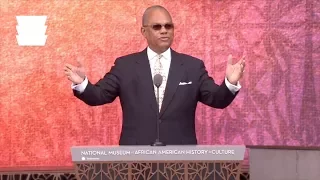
[198,61,238,108]
[73,58,122,106]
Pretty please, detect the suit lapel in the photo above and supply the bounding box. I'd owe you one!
[136,49,158,114]
[159,50,184,118]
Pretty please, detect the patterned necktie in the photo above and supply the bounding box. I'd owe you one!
[153,55,166,112]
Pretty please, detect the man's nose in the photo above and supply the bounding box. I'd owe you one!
[160,27,168,34]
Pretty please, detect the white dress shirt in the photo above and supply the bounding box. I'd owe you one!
[72,47,241,94]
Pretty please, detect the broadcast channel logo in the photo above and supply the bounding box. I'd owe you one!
[16,16,48,46]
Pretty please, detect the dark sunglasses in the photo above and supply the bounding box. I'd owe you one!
[143,23,174,31]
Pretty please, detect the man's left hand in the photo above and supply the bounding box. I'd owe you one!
[226,54,246,85]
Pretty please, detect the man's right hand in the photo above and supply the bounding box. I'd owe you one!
[64,60,86,84]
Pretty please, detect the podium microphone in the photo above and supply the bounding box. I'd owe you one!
[151,74,166,146]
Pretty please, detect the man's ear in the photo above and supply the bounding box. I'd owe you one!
[141,27,146,38]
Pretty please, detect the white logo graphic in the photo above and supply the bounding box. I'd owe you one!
[81,157,86,161]
[16,16,47,46]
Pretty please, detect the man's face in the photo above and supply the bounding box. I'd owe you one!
[141,9,174,54]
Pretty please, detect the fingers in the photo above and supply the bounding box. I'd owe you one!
[76,58,83,68]
[239,55,245,65]
[64,67,72,76]
[240,60,245,68]
[239,56,246,72]
[64,62,83,83]
[228,54,246,66]
[65,61,83,70]
[67,76,73,81]
[65,63,76,71]
[65,63,80,75]
[64,65,76,76]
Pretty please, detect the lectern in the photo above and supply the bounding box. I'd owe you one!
[247,145,320,180]
[71,145,245,180]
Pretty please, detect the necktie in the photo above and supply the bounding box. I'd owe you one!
[153,55,166,112]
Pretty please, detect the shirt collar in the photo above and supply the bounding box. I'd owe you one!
[147,47,171,61]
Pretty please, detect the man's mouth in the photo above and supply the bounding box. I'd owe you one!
[160,37,170,41]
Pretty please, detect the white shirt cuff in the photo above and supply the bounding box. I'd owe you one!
[225,77,241,94]
[71,77,88,94]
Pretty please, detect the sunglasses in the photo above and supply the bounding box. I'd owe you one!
[143,23,174,31]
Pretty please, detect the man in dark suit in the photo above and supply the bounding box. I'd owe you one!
[64,5,245,145]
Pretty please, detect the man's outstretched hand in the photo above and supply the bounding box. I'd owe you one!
[64,59,86,85]
[226,54,246,85]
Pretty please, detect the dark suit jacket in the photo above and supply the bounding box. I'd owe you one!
[74,48,238,145]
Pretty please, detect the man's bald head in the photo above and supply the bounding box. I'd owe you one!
[141,5,174,54]
[142,5,172,26]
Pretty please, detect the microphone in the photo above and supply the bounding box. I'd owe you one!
[151,74,166,146]
[153,74,163,88]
